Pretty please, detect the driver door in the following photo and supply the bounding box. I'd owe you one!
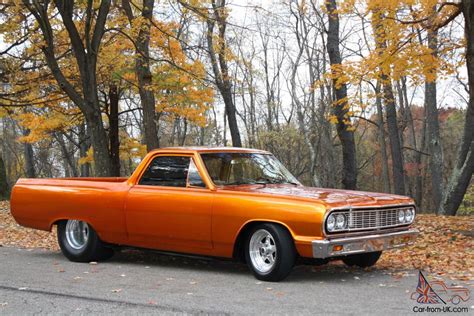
[125,154,214,252]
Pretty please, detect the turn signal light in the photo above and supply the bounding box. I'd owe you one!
[333,245,343,252]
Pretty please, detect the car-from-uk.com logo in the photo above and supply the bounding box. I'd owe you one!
[410,271,471,313]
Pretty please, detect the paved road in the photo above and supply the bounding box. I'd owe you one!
[0,247,471,315]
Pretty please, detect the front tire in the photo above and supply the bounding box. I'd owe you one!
[57,220,114,262]
[245,224,296,282]
[342,251,382,268]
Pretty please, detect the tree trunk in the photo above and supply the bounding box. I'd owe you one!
[400,77,420,198]
[135,0,159,152]
[206,0,242,147]
[414,113,427,208]
[22,129,36,178]
[55,133,78,177]
[425,30,443,213]
[221,91,242,147]
[375,81,391,193]
[424,28,444,213]
[440,1,474,215]
[79,124,91,177]
[109,85,121,176]
[0,154,8,200]
[382,80,406,195]
[325,0,357,189]
[86,111,112,177]
[371,10,406,195]
[24,0,114,176]
[122,0,159,152]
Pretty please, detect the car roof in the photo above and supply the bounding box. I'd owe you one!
[151,146,271,154]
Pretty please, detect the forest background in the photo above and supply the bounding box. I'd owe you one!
[0,0,473,216]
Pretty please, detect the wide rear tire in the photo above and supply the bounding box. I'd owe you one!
[245,223,296,282]
[57,220,114,262]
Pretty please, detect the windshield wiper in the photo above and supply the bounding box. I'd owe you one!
[225,179,257,185]
[226,179,299,186]
[278,180,299,186]
[254,178,298,185]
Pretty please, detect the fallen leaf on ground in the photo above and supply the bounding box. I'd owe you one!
[377,214,473,281]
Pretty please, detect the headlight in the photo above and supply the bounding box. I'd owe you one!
[405,208,415,223]
[327,214,336,232]
[398,210,405,223]
[336,214,346,229]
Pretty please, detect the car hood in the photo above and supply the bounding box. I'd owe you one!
[219,184,413,209]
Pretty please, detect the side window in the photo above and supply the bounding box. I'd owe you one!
[139,156,190,187]
[187,160,206,188]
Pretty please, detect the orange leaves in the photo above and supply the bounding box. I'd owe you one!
[152,59,213,127]
[0,201,59,251]
[378,214,474,281]
[112,7,214,127]
[15,111,76,144]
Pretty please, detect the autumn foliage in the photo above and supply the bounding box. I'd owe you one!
[0,0,472,215]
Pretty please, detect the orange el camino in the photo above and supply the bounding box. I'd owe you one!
[10,147,418,281]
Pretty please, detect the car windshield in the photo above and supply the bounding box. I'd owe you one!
[200,152,300,186]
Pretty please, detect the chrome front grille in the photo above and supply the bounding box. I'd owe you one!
[329,206,413,232]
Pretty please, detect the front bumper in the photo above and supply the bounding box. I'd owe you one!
[312,229,419,259]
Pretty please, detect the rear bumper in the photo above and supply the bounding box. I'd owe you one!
[312,229,419,259]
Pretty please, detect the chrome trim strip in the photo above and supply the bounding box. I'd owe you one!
[312,229,419,259]
[322,203,417,236]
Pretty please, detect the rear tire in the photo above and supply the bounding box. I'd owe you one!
[57,220,114,262]
[342,251,382,268]
[245,223,296,282]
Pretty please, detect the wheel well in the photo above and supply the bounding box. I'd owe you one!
[232,221,295,263]
[51,219,67,230]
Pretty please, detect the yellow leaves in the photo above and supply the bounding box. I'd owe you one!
[78,147,94,165]
[326,64,350,89]
[328,114,356,131]
[335,0,463,100]
[346,125,356,132]
[16,111,73,144]
[120,133,147,161]
[150,57,213,127]
[337,0,358,14]
[328,115,339,124]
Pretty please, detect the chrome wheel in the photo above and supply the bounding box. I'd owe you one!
[65,220,89,250]
[249,229,277,274]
